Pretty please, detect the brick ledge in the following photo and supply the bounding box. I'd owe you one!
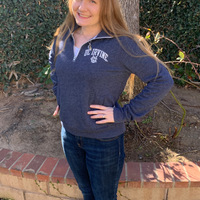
[0,148,200,189]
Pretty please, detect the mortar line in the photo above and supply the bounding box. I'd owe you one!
[35,157,48,180]
[167,163,175,188]
[8,153,24,171]
[139,163,144,188]
[22,155,36,175]
[181,162,191,187]
[64,165,71,184]
[49,159,60,182]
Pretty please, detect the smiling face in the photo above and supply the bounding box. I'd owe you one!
[71,0,101,31]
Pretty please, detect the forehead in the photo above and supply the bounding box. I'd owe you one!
[70,0,102,10]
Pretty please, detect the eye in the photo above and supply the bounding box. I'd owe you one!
[91,0,97,3]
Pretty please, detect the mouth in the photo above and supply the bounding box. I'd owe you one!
[78,12,91,19]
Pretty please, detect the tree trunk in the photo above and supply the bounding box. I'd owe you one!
[119,0,144,97]
[119,0,139,34]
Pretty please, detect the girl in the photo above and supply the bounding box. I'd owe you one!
[49,0,174,199]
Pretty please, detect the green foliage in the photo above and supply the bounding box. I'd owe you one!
[140,0,200,85]
[142,116,152,124]
[38,64,51,84]
[1,0,68,87]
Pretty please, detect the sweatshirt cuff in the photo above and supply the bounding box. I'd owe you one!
[113,107,126,123]
[57,96,60,107]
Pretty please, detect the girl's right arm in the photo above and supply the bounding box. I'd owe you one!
[49,38,60,115]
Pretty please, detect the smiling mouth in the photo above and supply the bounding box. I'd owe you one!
[78,12,91,18]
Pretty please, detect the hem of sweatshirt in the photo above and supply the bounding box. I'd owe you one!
[62,122,126,139]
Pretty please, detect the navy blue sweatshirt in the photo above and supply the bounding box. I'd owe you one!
[49,30,174,139]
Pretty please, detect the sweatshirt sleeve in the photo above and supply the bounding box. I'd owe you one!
[113,37,174,123]
[49,38,60,106]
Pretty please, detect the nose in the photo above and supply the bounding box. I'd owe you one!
[78,0,87,11]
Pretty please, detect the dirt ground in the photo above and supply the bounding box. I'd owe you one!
[0,83,200,163]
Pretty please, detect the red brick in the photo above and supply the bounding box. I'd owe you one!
[37,157,59,182]
[51,158,69,184]
[168,162,189,188]
[182,161,200,187]
[155,162,173,188]
[23,155,46,179]
[0,151,22,174]
[118,163,126,187]
[141,162,158,188]
[0,149,12,162]
[197,162,200,168]
[66,168,77,185]
[127,162,141,188]
[10,153,35,177]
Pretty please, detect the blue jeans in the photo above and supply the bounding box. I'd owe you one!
[61,125,125,200]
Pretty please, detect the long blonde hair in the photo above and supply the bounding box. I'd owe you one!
[50,0,169,99]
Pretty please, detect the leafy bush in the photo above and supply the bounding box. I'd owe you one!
[1,0,68,87]
[140,0,200,85]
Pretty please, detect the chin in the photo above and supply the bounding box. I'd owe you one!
[76,21,90,27]
[76,22,87,27]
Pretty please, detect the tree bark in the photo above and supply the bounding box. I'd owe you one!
[119,0,144,97]
[119,0,140,34]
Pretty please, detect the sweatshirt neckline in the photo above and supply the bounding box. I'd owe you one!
[71,26,113,41]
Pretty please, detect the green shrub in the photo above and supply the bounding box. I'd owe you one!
[1,0,68,87]
[140,0,200,84]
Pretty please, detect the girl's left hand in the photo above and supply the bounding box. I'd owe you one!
[87,105,114,124]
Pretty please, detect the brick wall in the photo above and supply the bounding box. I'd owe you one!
[0,148,200,200]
